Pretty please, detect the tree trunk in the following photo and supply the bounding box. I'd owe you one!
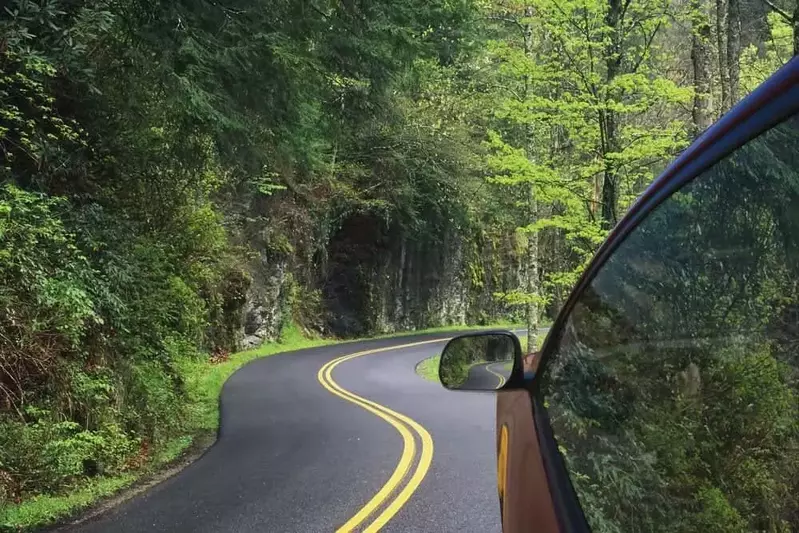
[522,5,539,346]
[727,0,741,105]
[592,174,602,219]
[395,236,407,326]
[692,0,713,135]
[717,0,730,112]
[525,183,539,345]
[600,0,622,229]
[794,1,799,56]
[600,159,618,228]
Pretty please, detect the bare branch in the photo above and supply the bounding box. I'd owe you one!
[759,0,794,22]
[551,32,599,98]
[550,0,593,37]
[632,19,663,73]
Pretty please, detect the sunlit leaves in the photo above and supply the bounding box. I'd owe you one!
[493,288,550,307]
[739,13,794,93]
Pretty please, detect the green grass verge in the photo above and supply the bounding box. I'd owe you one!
[415,355,441,382]
[1,321,521,531]
[1,475,136,530]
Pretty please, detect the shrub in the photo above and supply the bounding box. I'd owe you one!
[0,411,136,500]
[0,185,100,416]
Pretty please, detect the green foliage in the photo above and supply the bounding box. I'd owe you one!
[1,474,135,531]
[0,185,100,416]
[740,13,794,92]
[0,50,87,184]
[690,487,748,533]
[0,411,136,497]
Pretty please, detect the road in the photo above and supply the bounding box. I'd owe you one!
[457,327,548,391]
[67,333,506,533]
[461,362,510,390]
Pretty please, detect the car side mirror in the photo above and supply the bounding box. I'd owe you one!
[438,331,523,390]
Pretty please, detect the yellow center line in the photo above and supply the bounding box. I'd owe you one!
[317,339,448,532]
[485,363,506,388]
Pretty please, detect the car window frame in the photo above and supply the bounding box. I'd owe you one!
[530,56,799,533]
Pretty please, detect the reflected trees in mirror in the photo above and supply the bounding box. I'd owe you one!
[539,116,799,532]
[439,334,516,390]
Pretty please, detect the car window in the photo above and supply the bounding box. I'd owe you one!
[539,114,799,532]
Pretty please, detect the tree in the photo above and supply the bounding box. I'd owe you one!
[531,0,691,228]
[758,0,799,55]
[727,0,743,104]
[692,0,714,133]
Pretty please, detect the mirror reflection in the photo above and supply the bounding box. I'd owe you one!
[439,333,515,390]
[539,115,799,532]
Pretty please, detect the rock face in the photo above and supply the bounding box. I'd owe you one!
[321,214,471,337]
[237,211,517,346]
[241,259,287,349]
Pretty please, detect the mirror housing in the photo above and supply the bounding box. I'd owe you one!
[438,331,525,391]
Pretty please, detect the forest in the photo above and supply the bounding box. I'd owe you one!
[0,0,795,526]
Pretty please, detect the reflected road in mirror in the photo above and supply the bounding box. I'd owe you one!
[439,333,517,391]
[461,361,512,389]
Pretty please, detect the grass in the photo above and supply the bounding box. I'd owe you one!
[153,435,195,465]
[1,321,522,531]
[1,475,136,530]
[415,355,441,382]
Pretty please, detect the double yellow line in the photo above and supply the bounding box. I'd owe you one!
[317,339,445,532]
[485,363,507,388]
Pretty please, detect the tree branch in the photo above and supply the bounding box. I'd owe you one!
[632,19,663,73]
[759,0,794,22]
[550,0,593,37]
[552,32,599,98]
[486,14,527,37]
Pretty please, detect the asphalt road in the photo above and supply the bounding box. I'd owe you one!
[461,362,510,390]
[67,332,506,533]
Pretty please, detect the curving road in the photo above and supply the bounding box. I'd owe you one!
[65,333,507,533]
[461,362,511,390]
